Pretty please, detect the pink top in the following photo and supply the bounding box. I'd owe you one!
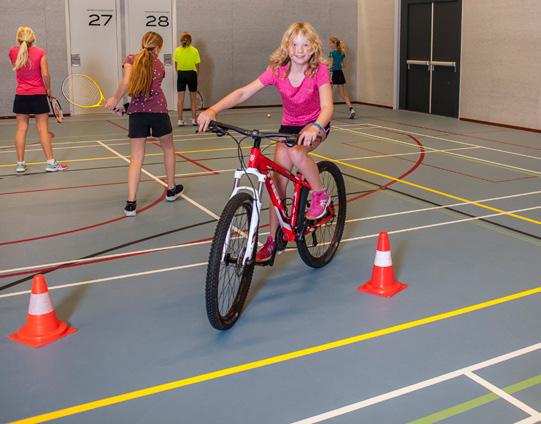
[124,54,168,114]
[258,63,331,126]
[8,46,47,95]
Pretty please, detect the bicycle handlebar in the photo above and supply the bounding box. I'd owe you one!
[208,120,299,147]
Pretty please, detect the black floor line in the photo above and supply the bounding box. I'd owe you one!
[342,172,540,241]
[0,188,371,290]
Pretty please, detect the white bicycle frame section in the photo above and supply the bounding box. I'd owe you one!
[222,167,291,265]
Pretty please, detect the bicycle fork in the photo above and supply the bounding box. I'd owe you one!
[222,167,266,266]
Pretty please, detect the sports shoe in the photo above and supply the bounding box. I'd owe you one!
[16,162,27,173]
[46,160,68,172]
[177,119,185,127]
[124,200,137,217]
[166,184,184,201]
[349,108,356,119]
[305,189,330,220]
[191,118,197,126]
[256,237,276,263]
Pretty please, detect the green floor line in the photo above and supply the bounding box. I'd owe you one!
[408,374,541,424]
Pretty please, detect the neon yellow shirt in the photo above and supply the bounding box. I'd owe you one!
[173,45,200,72]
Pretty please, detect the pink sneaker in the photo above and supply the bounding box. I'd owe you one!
[256,237,276,263]
[305,189,330,220]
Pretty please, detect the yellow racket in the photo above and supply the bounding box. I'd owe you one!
[61,74,106,108]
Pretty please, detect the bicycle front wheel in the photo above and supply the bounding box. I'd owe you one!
[205,192,257,330]
[296,161,347,268]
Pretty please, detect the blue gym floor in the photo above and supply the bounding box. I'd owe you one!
[0,105,540,423]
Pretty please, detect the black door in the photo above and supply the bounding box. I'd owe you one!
[399,0,462,117]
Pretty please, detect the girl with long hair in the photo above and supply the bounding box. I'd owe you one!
[328,36,355,119]
[105,31,183,216]
[8,26,67,173]
[198,22,333,263]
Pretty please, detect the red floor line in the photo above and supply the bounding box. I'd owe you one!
[146,138,219,175]
[0,180,128,196]
[354,115,541,152]
[105,119,129,132]
[174,152,219,174]
[347,133,426,203]
[0,235,214,279]
[342,142,536,184]
[0,191,166,247]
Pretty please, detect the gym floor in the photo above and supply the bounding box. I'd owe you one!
[1,105,540,423]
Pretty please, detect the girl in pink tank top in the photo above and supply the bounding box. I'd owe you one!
[197,22,333,262]
[8,26,66,173]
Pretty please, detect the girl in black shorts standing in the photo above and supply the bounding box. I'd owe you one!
[173,32,201,126]
[328,36,355,119]
[106,31,183,217]
[8,26,67,173]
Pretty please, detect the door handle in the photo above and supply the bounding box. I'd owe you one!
[431,61,456,72]
[406,59,430,70]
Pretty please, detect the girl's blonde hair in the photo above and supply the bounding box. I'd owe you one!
[128,32,163,97]
[329,36,346,54]
[180,32,192,47]
[13,26,36,71]
[269,22,323,78]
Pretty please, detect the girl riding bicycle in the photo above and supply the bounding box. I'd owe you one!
[197,22,333,263]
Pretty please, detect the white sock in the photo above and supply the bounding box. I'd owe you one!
[47,159,56,165]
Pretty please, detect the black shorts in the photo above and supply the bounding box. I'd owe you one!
[13,94,50,115]
[279,123,331,136]
[177,70,198,92]
[331,70,346,85]
[128,113,172,139]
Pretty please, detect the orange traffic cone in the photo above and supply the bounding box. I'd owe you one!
[358,232,407,297]
[9,274,76,348]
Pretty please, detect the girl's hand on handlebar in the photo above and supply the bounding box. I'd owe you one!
[197,108,217,133]
[298,125,321,147]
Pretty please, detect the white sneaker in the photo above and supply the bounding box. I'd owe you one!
[191,118,197,126]
[348,108,356,119]
[177,119,185,127]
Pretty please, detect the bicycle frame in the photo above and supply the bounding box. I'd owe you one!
[228,143,311,265]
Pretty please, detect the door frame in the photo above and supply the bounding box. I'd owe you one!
[397,0,463,116]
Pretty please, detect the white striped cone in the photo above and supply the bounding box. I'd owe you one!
[9,274,76,347]
[358,232,407,297]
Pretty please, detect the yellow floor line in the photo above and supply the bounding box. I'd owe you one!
[0,146,253,167]
[311,152,541,225]
[12,286,541,424]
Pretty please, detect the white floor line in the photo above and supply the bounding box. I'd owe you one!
[1,191,539,276]
[1,204,539,298]
[0,262,208,299]
[347,190,541,223]
[513,415,541,424]
[366,123,541,161]
[0,133,223,154]
[335,126,541,176]
[465,371,540,416]
[290,343,541,424]
[338,145,481,161]
[95,140,220,220]
[0,239,213,274]
[342,205,541,243]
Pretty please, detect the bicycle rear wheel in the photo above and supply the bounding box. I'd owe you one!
[205,192,256,330]
[296,161,346,268]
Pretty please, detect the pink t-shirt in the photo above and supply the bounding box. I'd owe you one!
[8,46,47,95]
[258,63,331,126]
[124,54,168,114]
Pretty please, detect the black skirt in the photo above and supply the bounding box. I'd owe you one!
[331,70,346,85]
[13,94,50,115]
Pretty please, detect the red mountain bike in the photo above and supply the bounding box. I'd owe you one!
[205,121,346,330]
